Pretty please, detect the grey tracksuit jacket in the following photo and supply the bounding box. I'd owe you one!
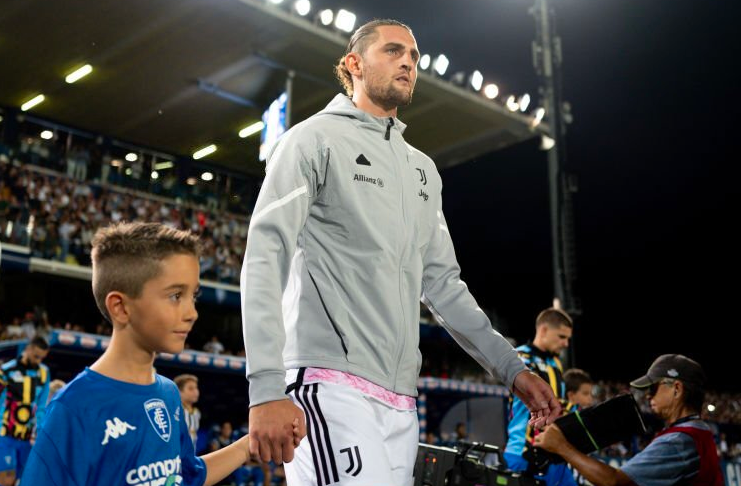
[241,94,526,407]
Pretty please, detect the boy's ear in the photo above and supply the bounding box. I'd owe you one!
[105,291,130,326]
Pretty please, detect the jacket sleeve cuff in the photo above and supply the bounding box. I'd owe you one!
[248,371,289,407]
[498,350,528,390]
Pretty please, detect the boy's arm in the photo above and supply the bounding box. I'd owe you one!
[200,421,301,486]
[201,435,251,486]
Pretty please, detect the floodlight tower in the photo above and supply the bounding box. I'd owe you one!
[531,0,581,364]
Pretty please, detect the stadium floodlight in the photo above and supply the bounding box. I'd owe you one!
[318,9,333,25]
[201,171,214,181]
[186,177,197,186]
[505,95,519,112]
[21,94,45,112]
[483,83,499,99]
[154,161,174,171]
[193,144,216,160]
[294,0,310,16]
[518,93,531,112]
[469,70,484,91]
[419,54,430,71]
[433,54,449,76]
[65,64,93,84]
[449,71,466,86]
[40,130,53,140]
[239,121,264,138]
[540,134,555,150]
[707,404,716,412]
[151,171,159,180]
[531,107,546,128]
[125,168,133,176]
[335,9,356,32]
[125,152,138,162]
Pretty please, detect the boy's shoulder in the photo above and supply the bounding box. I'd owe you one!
[54,369,179,410]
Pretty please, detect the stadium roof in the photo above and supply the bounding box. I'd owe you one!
[0,0,543,176]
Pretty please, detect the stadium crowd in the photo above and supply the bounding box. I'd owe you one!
[0,157,249,285]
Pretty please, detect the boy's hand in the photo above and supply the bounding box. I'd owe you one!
[292,417,302,447]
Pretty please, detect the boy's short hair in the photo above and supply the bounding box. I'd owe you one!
[564,368,593,393]
[91,222,201,322]
[174,374,199,390]
[535,307,573,329]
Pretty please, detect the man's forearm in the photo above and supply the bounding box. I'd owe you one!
[557,442,635,486]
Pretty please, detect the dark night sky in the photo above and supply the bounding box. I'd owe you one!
[317,0,737,391]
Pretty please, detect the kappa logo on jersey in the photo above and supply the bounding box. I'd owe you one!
[125,456,182,486]
[144,399,172,442]
[101,417,137,445]
[340,446,362,476]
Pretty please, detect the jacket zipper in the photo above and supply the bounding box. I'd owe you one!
[386,119,407,389]
[384,117,394,140]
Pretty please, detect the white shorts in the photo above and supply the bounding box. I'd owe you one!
[284,368,419,486]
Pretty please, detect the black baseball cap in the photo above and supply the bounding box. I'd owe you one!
[629,354,706,389]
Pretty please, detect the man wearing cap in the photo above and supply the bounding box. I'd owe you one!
[534,354,723,486]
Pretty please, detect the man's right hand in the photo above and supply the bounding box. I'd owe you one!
[248,399,306,464]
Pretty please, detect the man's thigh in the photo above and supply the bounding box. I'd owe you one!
[285,379,417,486]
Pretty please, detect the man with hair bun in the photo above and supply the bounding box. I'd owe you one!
[241,18,560,486]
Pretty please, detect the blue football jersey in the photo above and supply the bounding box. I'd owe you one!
[22,368,206,486]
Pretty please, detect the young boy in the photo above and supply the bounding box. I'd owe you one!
[174,374,201,449]
[563,368,594,412]
[22,222,302,485]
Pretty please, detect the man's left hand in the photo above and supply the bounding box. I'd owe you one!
[512,370,562,429]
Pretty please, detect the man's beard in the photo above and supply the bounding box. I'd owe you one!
[364,70,414,110]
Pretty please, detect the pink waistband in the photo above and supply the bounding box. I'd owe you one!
[303,368,417,411]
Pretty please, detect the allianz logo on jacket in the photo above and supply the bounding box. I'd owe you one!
[353,173,384,188]
[101,417,136,445]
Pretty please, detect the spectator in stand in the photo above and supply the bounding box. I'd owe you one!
[0,336,51,479]
[504,307,575,486]
[564,368,594,412]
[175,374,202,449]
[47,379,66,404]
[203,335,225,354]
